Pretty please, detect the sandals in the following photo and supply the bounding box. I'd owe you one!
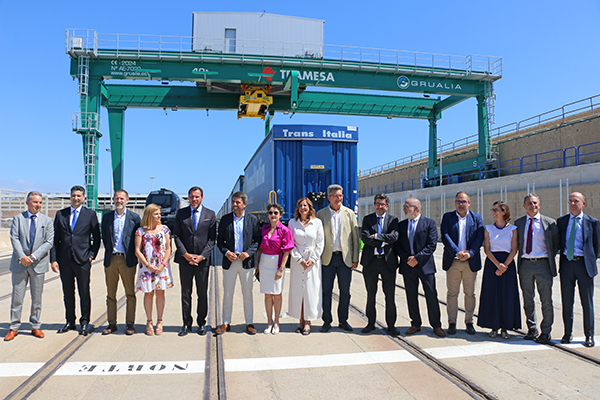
[302,322,311,336]
[488,330,498,338]
[295,326,302,333]
[155,319,163,335]
[264,325,273,334]
[501,330,510,339]
[146,320,154,336]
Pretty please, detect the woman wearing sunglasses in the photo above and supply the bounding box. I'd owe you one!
[256,203,294,334]
[477,201,521,339]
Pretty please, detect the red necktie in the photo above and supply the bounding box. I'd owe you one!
[526,218,534,254]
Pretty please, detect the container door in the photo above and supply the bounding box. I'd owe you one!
[304,169,331,211]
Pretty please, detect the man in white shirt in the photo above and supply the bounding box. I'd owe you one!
[317,184,360,332]
[515,194,559,344]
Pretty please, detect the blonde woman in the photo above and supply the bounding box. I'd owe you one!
[135,204,173,336]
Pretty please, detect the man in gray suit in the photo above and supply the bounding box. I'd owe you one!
[5,191,54,341]
[515,194,559,344]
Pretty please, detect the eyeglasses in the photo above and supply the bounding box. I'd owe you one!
[491,208,501,212]
[268,211,279,215]
[374,203,387,208]
[455,200,468,205]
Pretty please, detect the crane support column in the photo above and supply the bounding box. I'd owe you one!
[428,117,438,170]
[107,107,126,191]
[477,94,490,160]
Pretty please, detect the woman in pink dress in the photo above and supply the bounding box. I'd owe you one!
[256,203,294,334]
[134,204,173,336]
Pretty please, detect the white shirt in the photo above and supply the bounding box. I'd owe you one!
[192,205,203,230]
[486,224,516,253]
[457,211,469,252]
[564,212,584,257]
[523,213,549,258]
[330,206,342,252]
[113,209,127,253]
[375,212,386,254]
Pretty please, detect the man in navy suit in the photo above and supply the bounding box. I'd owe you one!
[557,192,600,347]
[173,186,217,336]
[360,194,399,336]
[216,191,261,335]
[441,191,484,335]
[100,189,141,336]
[51,185,101,336]
[396,198,445,337]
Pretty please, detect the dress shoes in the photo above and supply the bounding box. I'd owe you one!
[447,323,457,335]
[433,327,446,338]
[320,321,332,333]
[57,323,77,334]
[4,330,18,341]
[361,324,376,334]
[535,333,551,344]
[198,325,208,336]
[524,329,538,340]
[584,337,595,347]
[405,326,421,335]
[80,323,90,336]
[386,327,400,337]
[178,325,192,337]
[338,321,353,332]
[125,324,135,335]
[466,323,476,335]
[560,334,573,344]
[102,324,118,335]
[215,324,230,334]
[246,324,257,335]
[31,329,45,339]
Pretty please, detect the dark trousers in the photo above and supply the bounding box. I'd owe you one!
[519,258,554,335]
[403,267,442,329]
[322,252,352,324]
[179,261,210,327]
[363,257,396,327]
[59,257,91,325]
[560,256,595,337]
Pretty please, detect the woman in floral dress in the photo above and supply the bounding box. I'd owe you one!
[135,203,173,336]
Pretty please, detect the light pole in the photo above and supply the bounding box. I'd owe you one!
[106,149,113,208]
[437,138,443,186]
[150,177,156,192]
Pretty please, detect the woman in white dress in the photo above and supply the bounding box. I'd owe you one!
[288,197,324,335]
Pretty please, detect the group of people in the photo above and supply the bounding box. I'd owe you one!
[5,185,599,349]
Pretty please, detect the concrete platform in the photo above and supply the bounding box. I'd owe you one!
[0,247,598,399]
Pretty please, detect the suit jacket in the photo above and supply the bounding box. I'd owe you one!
[360,212,399,270]
[441,210,485,272]
[317,205,360,268]
[515,213,560,276]
[101,209,141,268]
[396,216,438,275]
[51,206,101,267]
[173,205,217,266]
[557,213,600,278]
[10,211,54,274]
[217,211,261,270]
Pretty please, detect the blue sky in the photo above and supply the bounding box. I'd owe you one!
[1,1,599,212]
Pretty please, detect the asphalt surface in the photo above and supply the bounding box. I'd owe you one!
[0,258,9,275]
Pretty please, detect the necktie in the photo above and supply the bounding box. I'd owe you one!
[566,216,579,261]
[376,216,383,255]
[525,217,534,254]
[71,209,79,231]
[193,209,199,232]
[409,219,415,255]
[29,215,37,254]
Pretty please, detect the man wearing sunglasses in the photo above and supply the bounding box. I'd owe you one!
[441,191,484,335]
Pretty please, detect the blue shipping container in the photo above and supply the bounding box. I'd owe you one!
[243,124,358,222]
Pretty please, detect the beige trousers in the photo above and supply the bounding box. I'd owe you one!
[105,254,137,325]
[446,259,478,324]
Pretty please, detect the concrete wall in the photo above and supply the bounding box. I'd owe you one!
[359,112,600,191]
[358,163,600,233]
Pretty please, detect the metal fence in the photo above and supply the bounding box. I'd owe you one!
[359,140,600,197]
[359,94,600,178]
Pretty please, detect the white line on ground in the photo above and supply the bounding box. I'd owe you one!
[0,337,596,377]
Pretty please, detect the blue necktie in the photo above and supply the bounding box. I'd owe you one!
[193,209,199,232]
[71,209,79,231]
[29,215,37,254]
[376,216,383,255]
